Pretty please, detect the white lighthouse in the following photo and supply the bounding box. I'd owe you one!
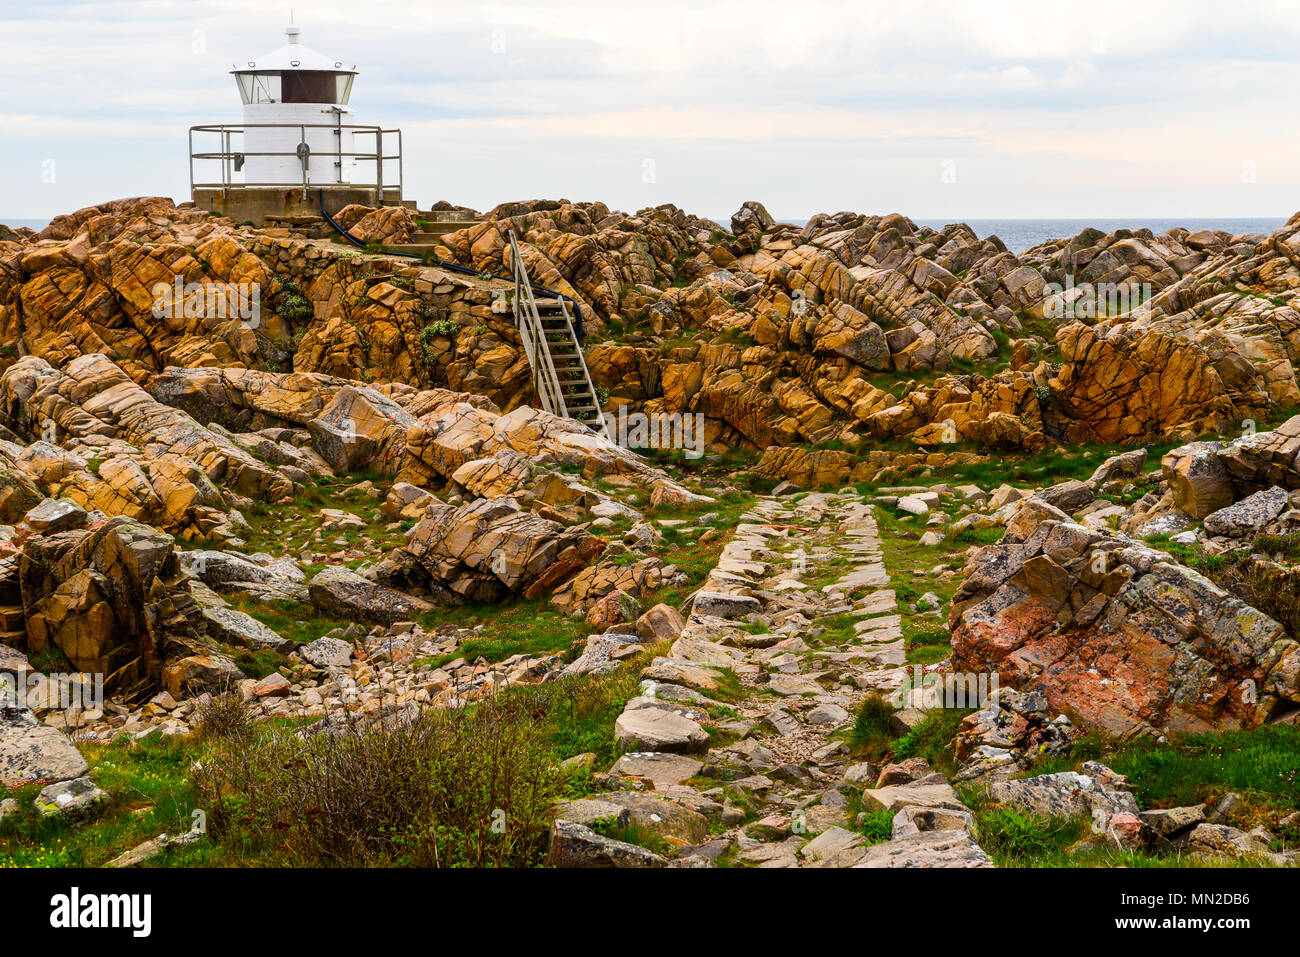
[190,23,407,224]
[232,25,357,186]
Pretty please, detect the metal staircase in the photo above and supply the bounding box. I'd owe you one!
[508,231,607,436]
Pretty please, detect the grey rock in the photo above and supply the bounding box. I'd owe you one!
[761,707,801,736]
[299,636,354,671]
[690,591,762,619]
[609,752,703,787]
[805,702,851,726]
[553,798,631,830]
[614,697,708,753]
[23,498,88,533]
[842,762,881,786]
[1087,448,1148,486]
[1181,823,1271,860]
[1034,479,1095,513]
[0,704,88,788]
[985,769,1138,827]
[799,825,864,862]
[308,565,434,626]
[860,782,966,814]
[1139,805,1206,837]
[546,820,666,867]
[34,775,109,822]
[891,804,975,838]
[1203,486,1289,538]
[199,603,294,654]
[1209,791,1244,824]
[854,829,994,868]
[595,790,711,844]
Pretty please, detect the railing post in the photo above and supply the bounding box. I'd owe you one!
[376,129,384,200]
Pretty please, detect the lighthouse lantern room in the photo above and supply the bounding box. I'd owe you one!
[190,24,407,225]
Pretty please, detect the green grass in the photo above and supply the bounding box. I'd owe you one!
[1017,724,1300,841]
[591,818,672,857]
[0,644,666,867]
[858,809,896,845]
[414,597,590,667]
[231,475,411,559]
[1253,531,1300,562]
[527,667,646,770]
[849,694,897,760]
[891,709,971,776]
[0,736,223,867]
[972,806,1089,867]
[225,596,347,646]
[905,626,953,666]
[1098,726,1300,817]
[636,489,756,609]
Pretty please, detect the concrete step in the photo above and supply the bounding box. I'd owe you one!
[416,211,479,221]
[411,224,477,241]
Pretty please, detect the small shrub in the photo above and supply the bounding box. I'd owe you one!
[858,809,895,845]
[892,708,971,774]
[195,697,561,867]
[423,318,460,340]
[194,691,256,742]
[276,278,313,324]
[850,693,897,760]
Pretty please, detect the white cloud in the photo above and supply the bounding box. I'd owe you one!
[2,0,1299,220]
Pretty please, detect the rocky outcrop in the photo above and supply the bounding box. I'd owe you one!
[19,516,219,696]
[374,496,605,603]
[0,354,301,535]
[308,565,434,626]
[1162,413,1300,519]
[9,196,1300,455]
[949,508,1300,736]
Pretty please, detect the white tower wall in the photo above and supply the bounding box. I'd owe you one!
[242,103,356,185]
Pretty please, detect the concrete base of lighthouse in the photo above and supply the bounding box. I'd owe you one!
[192,186,413,227]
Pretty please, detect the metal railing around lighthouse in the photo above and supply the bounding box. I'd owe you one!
[188,123,403,198]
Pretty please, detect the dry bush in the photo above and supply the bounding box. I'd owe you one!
[1213,554,1300,643]
[193,690,257,742]
[194,697,561,867]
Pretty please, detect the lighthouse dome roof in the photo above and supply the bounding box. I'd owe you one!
[232,25,355,74]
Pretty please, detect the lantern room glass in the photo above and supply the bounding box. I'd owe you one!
[234,71,354,105]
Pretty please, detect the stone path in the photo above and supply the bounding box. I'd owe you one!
[590,491,992,867]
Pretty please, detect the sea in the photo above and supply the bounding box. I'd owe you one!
[714,216,1287,254]
[911,218,1288,254]
[5,216,1289,256]
[1,218,51,232]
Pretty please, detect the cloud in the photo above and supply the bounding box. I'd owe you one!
[2,0,1300,219]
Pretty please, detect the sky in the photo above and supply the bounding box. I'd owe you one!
[2,0,1300,221]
